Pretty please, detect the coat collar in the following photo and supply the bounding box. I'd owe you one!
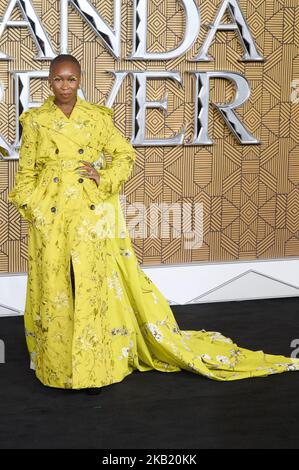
[36,94,113,121]
[33,94,113,149]
[44,94,83,120]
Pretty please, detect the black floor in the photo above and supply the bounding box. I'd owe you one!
[0,297,298,449]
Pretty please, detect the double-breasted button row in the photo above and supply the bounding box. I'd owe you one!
[49,204,95,213]
[53,176,85,183]
[50,205,95,213]
[55,148,83,154]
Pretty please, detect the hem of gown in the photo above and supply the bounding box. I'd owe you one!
[33,367,138,390]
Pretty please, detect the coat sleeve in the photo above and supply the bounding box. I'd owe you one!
[96,112,136,201]
[7,110,39,221]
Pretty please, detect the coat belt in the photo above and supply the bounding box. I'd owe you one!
[41,159,81,172]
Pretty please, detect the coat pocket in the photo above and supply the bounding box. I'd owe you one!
[81,177,102,204]
[26,174,53,223]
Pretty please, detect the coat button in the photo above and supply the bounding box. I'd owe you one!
[90,204,95,210]
[51,206,56,213]
[53,177,59,183]
[78,148,84,154]
[55,149,59,154]
[78,178,84,183]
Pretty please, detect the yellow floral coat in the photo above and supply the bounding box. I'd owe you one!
[8,94,299,389]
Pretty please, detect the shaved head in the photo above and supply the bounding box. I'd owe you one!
[49,54,81,76]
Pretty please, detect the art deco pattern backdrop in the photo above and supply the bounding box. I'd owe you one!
[0,0,298,273]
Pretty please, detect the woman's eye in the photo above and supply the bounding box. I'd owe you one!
[53,78,76,81]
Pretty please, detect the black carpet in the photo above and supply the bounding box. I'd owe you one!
[0,297,298,449]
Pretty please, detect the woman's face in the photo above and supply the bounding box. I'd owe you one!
[48,62,81,104]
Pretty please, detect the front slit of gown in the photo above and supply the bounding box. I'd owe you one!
[70,255,75,309]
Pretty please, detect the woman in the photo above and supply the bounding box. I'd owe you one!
[8,54,299,394]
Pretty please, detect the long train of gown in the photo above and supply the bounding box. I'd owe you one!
[107,234,299,383]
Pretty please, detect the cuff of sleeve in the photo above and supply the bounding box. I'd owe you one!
[97,169,113,198]
[8,193,32,223]
[18,203,32,223]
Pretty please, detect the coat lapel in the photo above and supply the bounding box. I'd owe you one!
[34,95,110,150]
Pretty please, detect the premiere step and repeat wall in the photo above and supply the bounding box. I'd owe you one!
[0,0,298,274]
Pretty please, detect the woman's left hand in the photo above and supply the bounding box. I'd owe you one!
[77,160,100,187]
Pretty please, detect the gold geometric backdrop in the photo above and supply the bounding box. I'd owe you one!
[0,0,298,273]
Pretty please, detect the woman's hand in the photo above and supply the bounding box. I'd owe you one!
[77,160,100,186]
